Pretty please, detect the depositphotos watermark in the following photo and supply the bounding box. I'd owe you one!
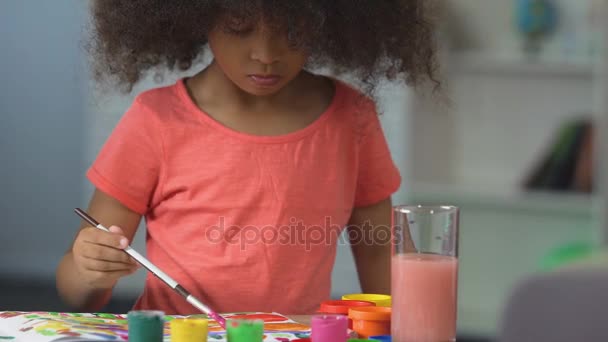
[205,217,392,251]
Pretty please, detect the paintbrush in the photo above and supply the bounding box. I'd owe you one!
[74,208,227,329]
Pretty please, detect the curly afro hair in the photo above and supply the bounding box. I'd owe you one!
[89,0,439,94]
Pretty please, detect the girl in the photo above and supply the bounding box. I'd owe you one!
[56,1,436,315]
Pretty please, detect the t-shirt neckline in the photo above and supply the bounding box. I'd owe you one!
[175,77,343,144]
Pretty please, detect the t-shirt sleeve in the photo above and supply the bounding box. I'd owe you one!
[354,102,402,207]
[86,97,162,215]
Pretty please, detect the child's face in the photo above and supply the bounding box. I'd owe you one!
[208,19,308,96]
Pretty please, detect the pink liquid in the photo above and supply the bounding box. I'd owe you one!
[392,253,458,342]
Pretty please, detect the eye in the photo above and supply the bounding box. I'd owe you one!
[222,17,254,36]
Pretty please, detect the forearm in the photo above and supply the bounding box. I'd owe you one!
[56,252,112,312]
[56,189,142,312]
[348,198,394,294]
[351,241,391,294]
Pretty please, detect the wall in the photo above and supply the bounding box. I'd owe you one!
[411,62,595,191]
[414,0,600,192]
[408,0,603,337]
[0,0,88,278]
[445,0,597,63]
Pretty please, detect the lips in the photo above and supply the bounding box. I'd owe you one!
[248,74,282,87]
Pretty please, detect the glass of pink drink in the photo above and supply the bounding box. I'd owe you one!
[392,205,459,342]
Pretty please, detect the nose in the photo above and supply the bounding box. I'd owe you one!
[249,29,285,65]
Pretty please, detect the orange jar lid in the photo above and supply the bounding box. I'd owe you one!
[318,300,376,314]
[348,307,391,321]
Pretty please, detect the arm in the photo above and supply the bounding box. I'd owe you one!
[348,197,393,294]
[56,189,142,312]
[348,197,415,294]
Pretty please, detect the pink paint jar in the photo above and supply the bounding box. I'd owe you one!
[311,314,348,342]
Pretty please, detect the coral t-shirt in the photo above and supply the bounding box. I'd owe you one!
[87,78,401,315]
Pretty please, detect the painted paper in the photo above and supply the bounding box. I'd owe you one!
[0,311,310,341]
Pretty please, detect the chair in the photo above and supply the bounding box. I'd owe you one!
[498,266,608,342]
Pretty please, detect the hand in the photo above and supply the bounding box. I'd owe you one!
[72,225,139,290]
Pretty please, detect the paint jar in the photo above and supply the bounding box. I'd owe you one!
[318,300,375,329]
[311,314,349,342]
[348,307,391,338]
[170,317,208,342]
[342,294,392,307]
[127,310,164,342]
[369,335,393,341]
[226,319,264,342]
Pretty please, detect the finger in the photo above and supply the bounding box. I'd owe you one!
[82,258,136,273]
[108,226,131,249]
[128,265,141,274]
[81,245,134,265]
[108,225,124,235]
[82,228,128,249]
[89,268,140,284]
[130,257,141,267]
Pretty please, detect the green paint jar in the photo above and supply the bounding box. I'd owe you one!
[127,310,164,342]
[226,319,264,342]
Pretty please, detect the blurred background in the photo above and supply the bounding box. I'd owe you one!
[1,1,608,341]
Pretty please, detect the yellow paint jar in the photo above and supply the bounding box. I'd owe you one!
[170,318,208,342]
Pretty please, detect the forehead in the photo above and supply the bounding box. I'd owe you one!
[216,2,295,29]
[212,1,313,49]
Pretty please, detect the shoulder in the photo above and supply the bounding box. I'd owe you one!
[334,80,374,107]
[127,79,191,125]
[332,79,380,135]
